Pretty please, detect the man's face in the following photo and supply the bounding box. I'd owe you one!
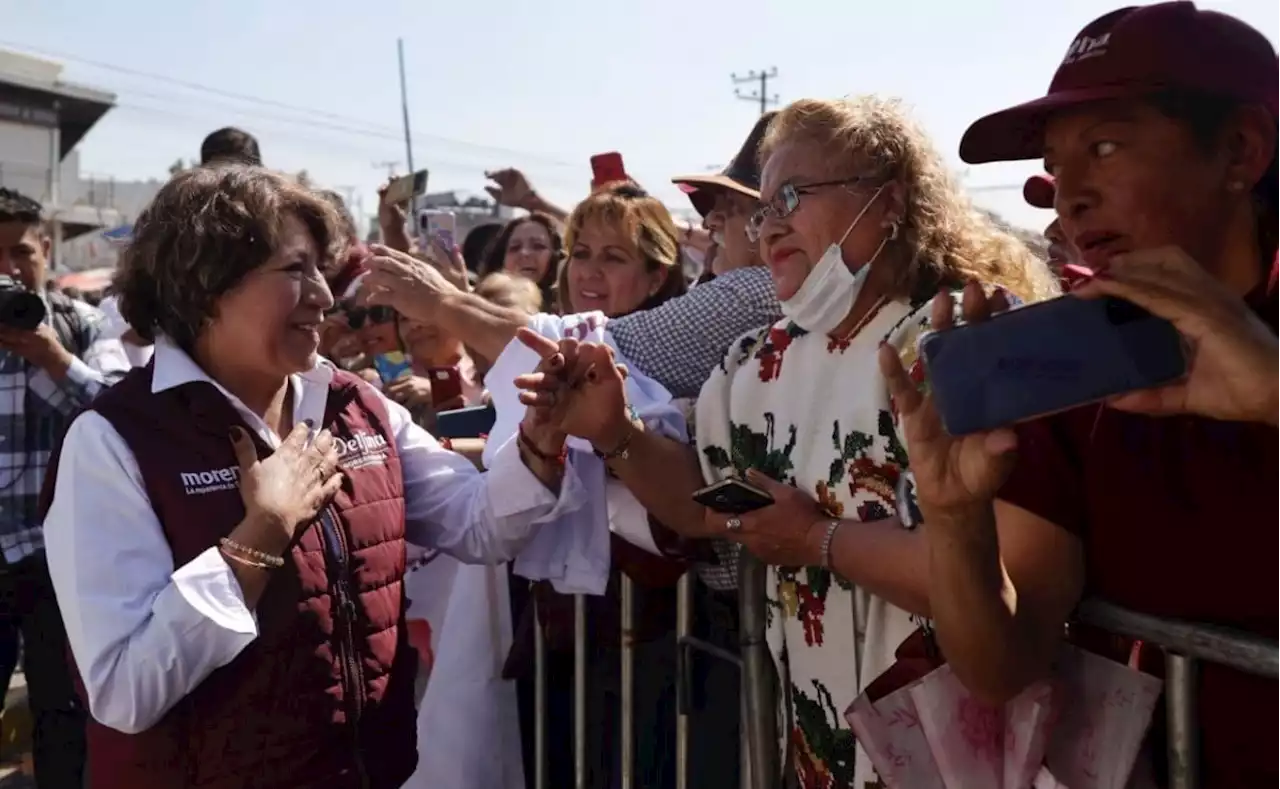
[0,221,49,290]
[703,188,760,274]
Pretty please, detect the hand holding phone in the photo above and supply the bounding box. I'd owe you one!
[1070,247,1279,424]
[920,294,1186,436]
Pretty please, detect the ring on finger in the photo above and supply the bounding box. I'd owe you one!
[726,516,742,533]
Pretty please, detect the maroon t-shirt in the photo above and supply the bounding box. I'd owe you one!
[998,270,1278,788]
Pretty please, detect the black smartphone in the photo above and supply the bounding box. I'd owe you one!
[692,477,775,514]
[433,404,496,439]
[921,295,1187,436]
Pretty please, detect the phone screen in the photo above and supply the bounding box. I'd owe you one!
[373,351,414,386]
[922,295,1187,435]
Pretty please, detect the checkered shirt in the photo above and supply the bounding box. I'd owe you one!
[611,270,780,591]
[0,297,130,565]
[609,266,781,400]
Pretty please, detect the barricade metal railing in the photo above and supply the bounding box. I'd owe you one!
[529,560,766,789]
[530,571,1276,789]
[1074,599,1278,789]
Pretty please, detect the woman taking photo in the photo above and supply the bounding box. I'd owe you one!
[41,165,586,789]
[515,96,1057,788]
[887,4,1278,787]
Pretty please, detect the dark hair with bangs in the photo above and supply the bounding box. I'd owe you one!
[115,165,344,349]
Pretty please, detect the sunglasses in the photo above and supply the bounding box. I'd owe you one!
[330,304,395,329]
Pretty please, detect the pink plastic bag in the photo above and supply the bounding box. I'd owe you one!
[910,666,1057,789]
[845,645,1161,789]
[1040,646,1163,789]
[846,680,946,789]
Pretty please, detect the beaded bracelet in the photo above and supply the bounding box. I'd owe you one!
[819,520,843,570]
[219,549,276,571]
[517,424,567,466]
[219,537,285,569]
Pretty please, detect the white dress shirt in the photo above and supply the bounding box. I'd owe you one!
[43,337,585,735]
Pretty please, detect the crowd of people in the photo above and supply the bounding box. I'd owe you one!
[0,2,1273,788]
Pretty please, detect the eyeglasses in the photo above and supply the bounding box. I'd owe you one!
[745,177,871,243]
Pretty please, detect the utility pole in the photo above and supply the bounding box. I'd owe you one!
[731,68,780,116]
[397,38,416,175]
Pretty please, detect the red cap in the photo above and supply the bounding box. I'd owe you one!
[961,2,1279,164]
[1023,174,1056,209]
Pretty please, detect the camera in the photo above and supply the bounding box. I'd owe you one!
[0,275,46,331]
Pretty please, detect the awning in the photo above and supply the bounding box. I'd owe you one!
[55,267,114,292]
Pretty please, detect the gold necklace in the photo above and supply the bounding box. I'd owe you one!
[829,295,889,344]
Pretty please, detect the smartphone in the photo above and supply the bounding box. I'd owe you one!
[417,209,456,250]
[426,366,463,409]
[384,169,430,205]
[692,477,776,514]
[921,295,1187,436]
[434,404,497,439]
[590,152,627,188]
[373,351,414,386]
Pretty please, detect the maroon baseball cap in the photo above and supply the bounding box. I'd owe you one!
[1023,174,1056,209]
[961,2,1279,164]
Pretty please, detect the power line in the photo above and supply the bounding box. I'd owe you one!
[0,39,579,168]
[731,68,780,116]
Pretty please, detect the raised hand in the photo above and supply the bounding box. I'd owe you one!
[230,422,343,541]
[376,179,412,253]
[1073,246,1278,425]
[512,328,631,449]
[360,244,460,323]
[877,283,1020,516]
[484,168,538,210]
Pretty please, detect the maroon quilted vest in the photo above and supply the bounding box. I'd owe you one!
[43,366,418,789]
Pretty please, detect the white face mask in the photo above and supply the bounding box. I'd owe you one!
[780,184,889,334]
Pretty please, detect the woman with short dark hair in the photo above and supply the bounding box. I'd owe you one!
[42,165,586,789]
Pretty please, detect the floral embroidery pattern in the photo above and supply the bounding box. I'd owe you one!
[702,412,798,483]
[754,322,808,382]
[697,301,945,789]
[792,680,856,789]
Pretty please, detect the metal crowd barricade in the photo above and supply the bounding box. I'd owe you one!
[1074,599,1278,789]
[529,586,1276,789]
[529,559,772,789]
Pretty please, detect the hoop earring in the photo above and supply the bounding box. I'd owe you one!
[886,221,901,241]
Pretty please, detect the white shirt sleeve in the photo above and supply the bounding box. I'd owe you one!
[378,386,588,563]
[43,412,259,735]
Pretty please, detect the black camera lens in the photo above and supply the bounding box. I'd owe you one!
[0,277,46,331]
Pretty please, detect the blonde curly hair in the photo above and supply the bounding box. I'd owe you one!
[759,96,1059,304]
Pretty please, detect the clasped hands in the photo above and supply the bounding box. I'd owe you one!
[511,328,632,454]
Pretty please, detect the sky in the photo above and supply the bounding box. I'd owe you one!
[3,0,1277,233]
